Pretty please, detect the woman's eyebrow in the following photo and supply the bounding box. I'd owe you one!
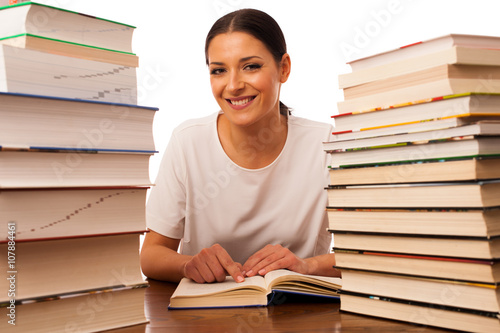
[208,61,224,66]
[209,56,264,66]
[240,56,263,62]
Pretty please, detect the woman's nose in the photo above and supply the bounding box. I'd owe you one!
[226,71,245,93]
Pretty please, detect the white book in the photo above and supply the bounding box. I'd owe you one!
[327,137,500,168]
[0,92,157,151]
[324,121,500,151]
[0,149,153,188]
[0,45,137,104]
[0,2,134,53]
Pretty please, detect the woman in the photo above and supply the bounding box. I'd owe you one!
[141,8,340,283]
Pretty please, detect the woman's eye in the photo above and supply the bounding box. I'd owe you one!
[210,68,225,75]
[244,64,262,71]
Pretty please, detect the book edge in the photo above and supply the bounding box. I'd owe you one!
[0,2,136,28]
[0,33,137,55]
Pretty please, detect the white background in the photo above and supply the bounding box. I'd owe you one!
[22,0,500,180]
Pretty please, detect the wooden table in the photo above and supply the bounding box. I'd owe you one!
[108,279,451,332]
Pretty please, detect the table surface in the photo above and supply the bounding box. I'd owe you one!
[108,278,452,333]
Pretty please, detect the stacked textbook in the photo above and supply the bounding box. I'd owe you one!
[325,34,500,333]
[0,2,157,332]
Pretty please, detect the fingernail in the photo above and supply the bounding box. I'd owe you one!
[258,269,266,275]
[236,276,244,283]
[246,270,253,276]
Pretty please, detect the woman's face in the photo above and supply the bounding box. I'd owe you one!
[207,31,290,128]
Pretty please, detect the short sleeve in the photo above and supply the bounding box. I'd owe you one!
[146,132,187,239]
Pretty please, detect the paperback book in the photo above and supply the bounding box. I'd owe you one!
[0,34,139,67]
[0,149,153,188]
[347,34,500,72]
[327,207,500,237]
[0,283,148,333]
[334,250,500,283]
[340,268,500,313]
[1,187,148,241]
[332,231,500,259]
[0,2,135,53]
[326,136,500,168]
[0,233,145,300]
[339,45,500,88]
[326,180,500,208]
[328,158,500,185]
[332,93,500,134]
[0,44,137,104]
[340,291,500,333]
[0,92,157,152]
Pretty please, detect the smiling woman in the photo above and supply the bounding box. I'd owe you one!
[208,31,290,169]
[205,8,291,118]
[140,8,340,285]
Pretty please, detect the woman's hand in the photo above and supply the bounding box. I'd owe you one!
[242,244,310,277]
[183,243,245,283]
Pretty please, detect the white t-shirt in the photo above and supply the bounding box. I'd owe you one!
[146,111,333,264]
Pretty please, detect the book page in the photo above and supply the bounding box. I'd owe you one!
[264,269,342,292]
[171,275,267,298]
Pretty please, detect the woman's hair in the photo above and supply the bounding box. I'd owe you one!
[205,8,291,116]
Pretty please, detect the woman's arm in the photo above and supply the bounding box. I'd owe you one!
[303,253,342,277]
[140,230,246,283]
[140,230,190,282]
[242,245,341,277]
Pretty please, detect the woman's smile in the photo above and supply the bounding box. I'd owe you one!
[226,96,256,109]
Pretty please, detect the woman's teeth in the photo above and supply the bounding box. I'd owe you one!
[230,97,253,105]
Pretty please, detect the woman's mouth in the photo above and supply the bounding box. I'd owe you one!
[226,96,256,109]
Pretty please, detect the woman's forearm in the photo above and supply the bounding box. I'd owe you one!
[304,253,341,277]
[140,244,191,282]
[140,231,191,282]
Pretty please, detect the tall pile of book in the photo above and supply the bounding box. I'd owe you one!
[0,2,157,332]
[325,34,500,333]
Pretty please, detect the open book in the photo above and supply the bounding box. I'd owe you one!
[168,269,341,309]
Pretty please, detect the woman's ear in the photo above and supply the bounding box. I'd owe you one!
[280,53,291,83]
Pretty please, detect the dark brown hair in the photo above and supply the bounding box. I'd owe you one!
[205,8,291,116]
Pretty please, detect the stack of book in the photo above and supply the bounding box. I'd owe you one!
[325,34,500,332]
[0,2,157,332]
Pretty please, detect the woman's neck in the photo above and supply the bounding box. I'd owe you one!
[217,112,288,169]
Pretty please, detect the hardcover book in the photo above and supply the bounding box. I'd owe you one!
[169,269,341,309]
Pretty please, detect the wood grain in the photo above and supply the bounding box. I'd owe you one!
[106,279,450,332]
